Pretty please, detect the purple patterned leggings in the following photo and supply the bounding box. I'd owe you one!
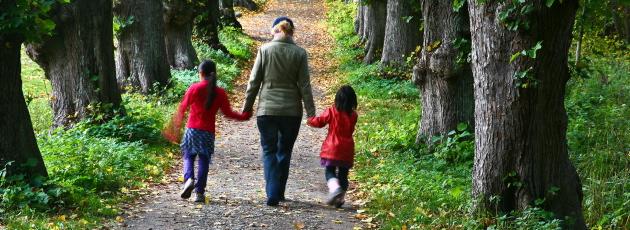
[183,153,210,194]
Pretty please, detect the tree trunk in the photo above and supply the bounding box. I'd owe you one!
[0,36,48,178]
[355,2,365,37]
[26,0,122,127]
[468,1,586,228]
[363,0,387,64]
[164,0,199,70]
[219,0,243,29]
[381,0,421,65]
[413,0,473,143]
[234,0,258,11]
[195,0,230,54]
[574,2,586,66]
[114,0,171,94]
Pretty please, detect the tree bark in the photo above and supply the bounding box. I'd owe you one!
[468,1,586,228]
[355,3,365,38]
[114,0,171,94]
[363,0,387,64]
[26,0,122,127]
[164,0,199,70]
[413,0,474,143]
[234,0,258,11]
[610,0,630,44]
[195,0,230,54]
[219,0,243,29]
[0,36,48,178]
[381,0,421,65]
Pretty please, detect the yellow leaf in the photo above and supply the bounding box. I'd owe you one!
[115,216,124,223]
[402,224,408,230]
[79,219,89,225]
[333,219,343,224]
[205,196,210,204]
[121,187,129,194]
[196,204,203,209]
[178,176,184,182]
[58,215,66,222]
[294,222,305,229]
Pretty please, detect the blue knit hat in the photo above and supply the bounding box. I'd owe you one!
[272,16,294,28]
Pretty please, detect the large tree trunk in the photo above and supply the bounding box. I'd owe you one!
[195,0,230,54]
[381,0,421,65]
[234,0,258,11]
[0,36,48,178]
[355,2,365,38]
[219,0,243,29]
[114,0,171,94]
[363,0,387,64]
[468,1,586,228]
[26,0,122,127]
[164,0,199,70]
[413,0,474,143]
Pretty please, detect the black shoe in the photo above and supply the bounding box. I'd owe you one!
[266,199,279,206]
[180,178,194,199]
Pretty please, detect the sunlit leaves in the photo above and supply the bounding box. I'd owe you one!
[0,0,69,42]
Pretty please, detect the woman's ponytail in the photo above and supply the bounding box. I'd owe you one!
[198,60,217,109]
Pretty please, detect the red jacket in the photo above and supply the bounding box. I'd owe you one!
[307,107,358,163]
[176,80,248,133]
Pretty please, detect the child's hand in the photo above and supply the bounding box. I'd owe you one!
[306,117,315,127]
[241,111,252,121]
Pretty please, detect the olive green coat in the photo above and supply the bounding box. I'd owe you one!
[243,37,316,117]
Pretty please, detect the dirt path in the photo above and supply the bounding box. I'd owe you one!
[121,1,363,229]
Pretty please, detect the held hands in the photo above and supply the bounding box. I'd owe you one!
[240,111,253,121]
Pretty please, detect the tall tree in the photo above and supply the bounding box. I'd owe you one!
[610,0,630,43]
[195,0,229,54]
[355,3,366,40]
[363,0,387,64]
[468,0,586,228]
[26,0,123,127]
[0,0,62,178]
[164,0,199,69]
[219,0,243,29]
[413,0,474,143]
[114,0,171,94]
[381,0,421,65]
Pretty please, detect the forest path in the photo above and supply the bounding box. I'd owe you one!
[121,1,363,229]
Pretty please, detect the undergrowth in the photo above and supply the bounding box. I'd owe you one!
[3,27,253,229]
[326,1,629,229]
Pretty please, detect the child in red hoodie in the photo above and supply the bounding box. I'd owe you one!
[307,85,358,208]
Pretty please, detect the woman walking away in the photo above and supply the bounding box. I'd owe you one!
[242,16,316,206]
[164,60,251,203]
[307,85,358,208]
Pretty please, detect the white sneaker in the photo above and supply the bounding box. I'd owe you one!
[180,178,195,199]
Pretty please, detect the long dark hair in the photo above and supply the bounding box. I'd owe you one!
[199,60,217,109]
[335,85,357,114]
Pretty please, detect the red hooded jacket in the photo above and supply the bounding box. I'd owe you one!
[307,107,358,164]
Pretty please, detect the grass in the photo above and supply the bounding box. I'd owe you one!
[325,1,629,229]
[2,27,254,229]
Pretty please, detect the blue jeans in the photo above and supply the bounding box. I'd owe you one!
[183,152,211,194]
[257,116,301,203]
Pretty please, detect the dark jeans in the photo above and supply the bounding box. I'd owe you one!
[257,115,301,203]
[325,166,349,191]
[183,153,211,194]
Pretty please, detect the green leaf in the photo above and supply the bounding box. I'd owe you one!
[452,0,466,12]
[456,123,468,132]
[545,0,555,7]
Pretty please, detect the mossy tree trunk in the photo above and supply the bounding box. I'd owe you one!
[413,0,474,143]
[468,1,586,228]
[26,0,122,127]
[114,0,171,94]
[0,35,48,178]
[164,0,199,70]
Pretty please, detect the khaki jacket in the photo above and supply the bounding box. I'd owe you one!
[243,37,316,117]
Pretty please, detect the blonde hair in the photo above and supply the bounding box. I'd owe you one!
[272,20,294,35]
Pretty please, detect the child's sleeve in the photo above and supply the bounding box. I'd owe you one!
[219,90,251,121]
[175,86,194,127]
[307,108,331,128]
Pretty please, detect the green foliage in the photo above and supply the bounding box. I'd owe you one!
[498,0,534,31]
[431,123,474,164]
[112,15,135,38]
[488,207,563,230]
[0,0,68,42]
[219,26,254,60]
[511,41,543,88]
[453,37,472,64]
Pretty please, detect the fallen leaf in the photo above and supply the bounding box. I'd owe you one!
[57,215,66,222]
[294,222,305,229]
[115,216,124,223]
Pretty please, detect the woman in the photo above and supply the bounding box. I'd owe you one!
[242,16,316,206]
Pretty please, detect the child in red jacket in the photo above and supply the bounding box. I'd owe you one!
[164,60,251,203]
[307,85,358,208]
